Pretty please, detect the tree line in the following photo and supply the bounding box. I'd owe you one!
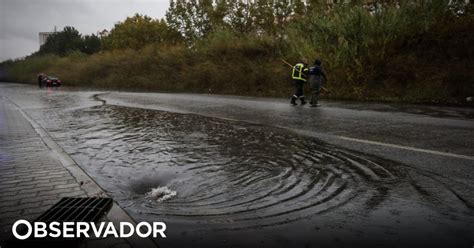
[38,0,472,54]
[38,27,101,56]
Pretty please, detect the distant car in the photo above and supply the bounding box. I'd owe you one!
[42,76,61,87]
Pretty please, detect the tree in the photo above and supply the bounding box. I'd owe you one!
[273,0,293,34]
[166,0,301,41]
[39,26,83,56]
[82,34,101,54]
[103,14,183,50]
[292,0,307,16]
[227,1,254,34]
[38,26,103,56]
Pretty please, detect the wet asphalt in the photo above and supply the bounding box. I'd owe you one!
[1,83,473,248]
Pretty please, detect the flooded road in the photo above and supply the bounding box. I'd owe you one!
[2,84,473,247]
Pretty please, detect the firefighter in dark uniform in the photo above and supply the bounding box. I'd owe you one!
[308,59,327,107]
[290,59,309,105]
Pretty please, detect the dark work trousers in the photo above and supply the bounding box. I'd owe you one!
[309,75,322,105]
[293,80,305,98]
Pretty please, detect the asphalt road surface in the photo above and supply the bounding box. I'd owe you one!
[1,83,473,248]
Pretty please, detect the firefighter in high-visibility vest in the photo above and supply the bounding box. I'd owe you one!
[290,59,309,105]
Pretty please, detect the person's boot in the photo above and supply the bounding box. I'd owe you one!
[310,98,318,107]
[300,97,307,105]
[290,96,297,105]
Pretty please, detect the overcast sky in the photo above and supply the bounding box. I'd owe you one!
[0,0,169,62]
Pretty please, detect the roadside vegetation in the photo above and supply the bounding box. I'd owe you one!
[1,1,473,105]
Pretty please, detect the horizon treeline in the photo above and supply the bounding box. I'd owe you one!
[1,0,473,104]
[37,26,101,56]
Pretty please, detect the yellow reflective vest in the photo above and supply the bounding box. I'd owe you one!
[292,63,309,82]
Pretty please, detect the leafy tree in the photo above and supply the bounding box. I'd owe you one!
[292,0,306,16]
[250,0,276,34]
[166,0,198,42]
[39,26,83,56]
[38,26,103,56]
[82,34,101,54]
[166,0,298,41]
[104,14,182,50]
[166,0,226,42]
[274,0,293,32]
[227,1,254,34]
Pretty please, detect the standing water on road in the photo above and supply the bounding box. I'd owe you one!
[21,90,473,247]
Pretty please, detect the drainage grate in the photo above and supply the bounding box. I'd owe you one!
[7,197,113,248]
[36,197,113,222]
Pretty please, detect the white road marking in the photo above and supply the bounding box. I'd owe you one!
[287,129,474,161]
[98,94,474,162]
[337,136,474,161]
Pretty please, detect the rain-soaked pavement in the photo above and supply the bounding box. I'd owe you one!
[1,83,473,247]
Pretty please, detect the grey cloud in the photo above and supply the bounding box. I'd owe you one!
[0,0,169,61]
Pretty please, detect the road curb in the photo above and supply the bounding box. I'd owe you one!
[7,97,159,248]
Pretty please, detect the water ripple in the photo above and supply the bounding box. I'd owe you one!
[42,105,407,229]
